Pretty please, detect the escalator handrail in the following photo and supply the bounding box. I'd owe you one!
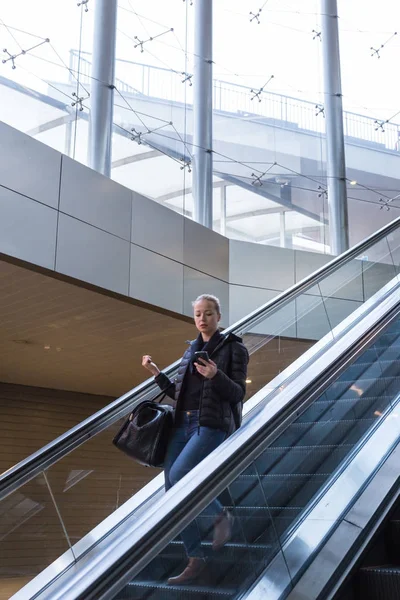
[24,275,400,600]
[1,215,399,498]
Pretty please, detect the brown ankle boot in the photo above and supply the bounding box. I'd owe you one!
[167,557,207,585]
[213,509,233,551]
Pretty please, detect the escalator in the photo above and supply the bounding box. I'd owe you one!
[14,245,400,600]
[338,501,400,600]
[2,217,400,598]
[114,297,400,600]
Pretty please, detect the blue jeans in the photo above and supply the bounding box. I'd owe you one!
[164,410,227,558]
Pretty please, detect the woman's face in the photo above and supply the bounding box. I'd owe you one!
[193,299,221,338]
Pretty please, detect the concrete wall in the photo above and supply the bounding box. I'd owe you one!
[1,121,397,338]
[0,122,229,317]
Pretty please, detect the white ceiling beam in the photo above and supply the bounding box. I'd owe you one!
[225,207,287,223]
[111,149,162,169]
[156,180,231,203]
[26,114,75,136]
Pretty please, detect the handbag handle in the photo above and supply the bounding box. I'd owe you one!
[128,379,175,420]
[155,378,175,403]
[128,389,167,422]
[155,390,167,404]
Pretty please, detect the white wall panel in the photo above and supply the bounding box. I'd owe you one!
[362,262,397,300]
[323,297,363,332]
[295,250,331,284]
[60,157,132,240]
[130,244,184,313]
[296,294,362,340]
[230,285,296,336]
[318,259,364,302]
[0,187,57,270]
[132,193,184,263]
[0,121,61,209]
[56,214,130,295]
[230,240,295,291]
[184,219,229,282]
[183,267,229,327]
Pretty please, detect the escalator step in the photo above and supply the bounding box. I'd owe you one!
[236,472,329,482]
[297,395,388,424]
[324,378,393,401]
[274,418,376,448]
[254,444,352,476]
[119,580,233,599]
[346,356,400,369]
[229,472,325,508]
[159,540,273,562]
[375,334,400,345]
[337,362,383,383]
[378,360,400,372]
[358,566,400,599]
[127,541,269,597]
[181,509,291,545]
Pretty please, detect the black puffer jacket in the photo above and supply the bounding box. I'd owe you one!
[155,332,249,433]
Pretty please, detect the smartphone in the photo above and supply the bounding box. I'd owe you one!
[194,351,210,363]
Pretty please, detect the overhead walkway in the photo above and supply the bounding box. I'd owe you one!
[2,217,400,599]
[2,52,400,246]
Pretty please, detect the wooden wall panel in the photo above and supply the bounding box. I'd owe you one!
[0,382,161,596]
[0,383,113,473]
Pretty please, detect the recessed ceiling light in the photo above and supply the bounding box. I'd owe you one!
[246,379,252,384]
[44,345,51,350]
[350,180,357,186]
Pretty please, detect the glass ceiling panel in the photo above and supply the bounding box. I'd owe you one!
[0,79,68,132]
[111,155,185,199]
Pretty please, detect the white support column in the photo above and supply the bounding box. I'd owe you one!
[321,0,349,255]
[220,185,227,236]
[64,119,73,157]
[88,0,118,177]
[192,0,213,229]
[280,212,286,248]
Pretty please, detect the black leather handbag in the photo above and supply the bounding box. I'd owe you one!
[112,392,174,468]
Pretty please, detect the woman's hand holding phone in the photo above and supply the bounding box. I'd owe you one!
[194,356,218,379]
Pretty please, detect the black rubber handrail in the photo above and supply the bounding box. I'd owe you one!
[1,215,399,498]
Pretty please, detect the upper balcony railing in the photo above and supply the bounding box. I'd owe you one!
[70,49,400,152]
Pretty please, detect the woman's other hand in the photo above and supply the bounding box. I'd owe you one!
[142,355,160,377]
[194,358,218,379]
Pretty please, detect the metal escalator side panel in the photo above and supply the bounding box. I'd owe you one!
[283,445,400,600]
[246,402,400,599]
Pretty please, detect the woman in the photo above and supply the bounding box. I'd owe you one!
[142,293,249,585]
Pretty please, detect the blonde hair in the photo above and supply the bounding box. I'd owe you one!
[192,294,221,315]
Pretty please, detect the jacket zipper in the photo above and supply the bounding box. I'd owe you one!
[174,342,193,416]
[198,379,205,435]
[197,335,229,434]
